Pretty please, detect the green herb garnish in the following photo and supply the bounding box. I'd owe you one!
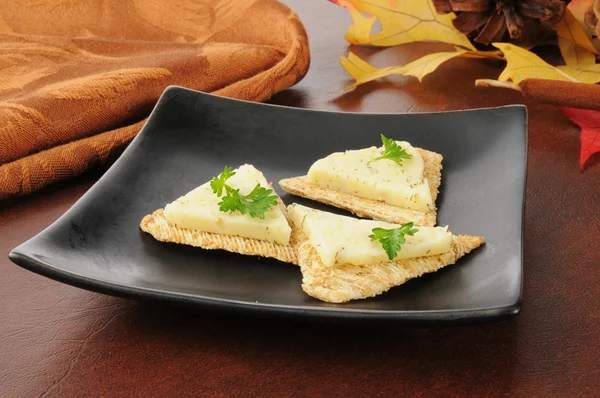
[369,222,419,260]
[210,166,236,196]
[369,134,412,166]
[218,184,278,219]
[210,167,278,219]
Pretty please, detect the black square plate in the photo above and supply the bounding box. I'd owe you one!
[10,87,526,324]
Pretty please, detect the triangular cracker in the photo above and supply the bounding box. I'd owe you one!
[279,148,442,226]
[141,202,301,264]
[287,204,483,303]
[297,233,483,303]
[140,165,299,264]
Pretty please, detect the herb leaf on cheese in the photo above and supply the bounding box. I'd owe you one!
[211,166,278,219]
[369,134,412,166]
[369,223,419,260]
[210,166,236,197]
[219,184,279,219]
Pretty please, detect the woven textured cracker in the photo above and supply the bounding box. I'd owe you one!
[297,234,484,303]
[279,149,442,226]
[140,205,300,265]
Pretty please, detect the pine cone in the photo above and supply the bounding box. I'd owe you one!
[433,0,570,45]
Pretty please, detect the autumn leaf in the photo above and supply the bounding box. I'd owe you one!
[341,50,465,88]
[559,107,600,170]
[392,51,467,81]
[493,43,578,83]
[331,0,377,43]
[340,49,502,89]
[568,0,599,39]
[329,0,475,50]
[493,42,600,84]
[460,50,504,61]
[341,52,398,88]
[558,64,600,84]
[555,8,598,67]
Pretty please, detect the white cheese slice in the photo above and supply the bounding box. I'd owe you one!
[288,204,451,267]
[306,141,433,212]
[164,164,291,245]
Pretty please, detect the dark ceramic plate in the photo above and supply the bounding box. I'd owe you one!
[10,87,527,324]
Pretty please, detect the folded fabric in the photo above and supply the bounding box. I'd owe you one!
[0,0,310,200]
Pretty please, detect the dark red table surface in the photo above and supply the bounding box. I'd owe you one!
[2,1,599,396]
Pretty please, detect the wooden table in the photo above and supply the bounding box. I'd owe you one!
[2,1,599,396]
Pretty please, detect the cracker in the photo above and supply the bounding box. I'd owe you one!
[140,202,300,265]
[297,233,484,303]
[279,149,442,226]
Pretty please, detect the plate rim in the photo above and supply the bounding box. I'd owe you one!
[172,85,528,116]
[9,86,527,324]
[8,250,521,323]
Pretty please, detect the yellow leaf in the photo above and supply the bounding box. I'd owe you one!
[558,37,596,66]
[340,50,468,89]
[558,64,600,84]
[392,50,467,82]
[493,43,579,84]
[567,0,598,39]
[340,52,395,87]
[460,49,505,61]
[335,0,474,50]
[555,8,599,67]
[336,0,377,43]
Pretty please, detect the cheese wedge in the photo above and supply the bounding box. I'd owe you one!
[140,206,300,265]
[287,204,485,303]
[288,204,451,267]
[163,164,291,245]
[307,141,433,212]
[280,147,442,226]
[141,164,300,263]
[298,233,485,303]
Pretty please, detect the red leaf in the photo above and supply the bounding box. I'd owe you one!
[559,107,600,170]
[328,0,354,9]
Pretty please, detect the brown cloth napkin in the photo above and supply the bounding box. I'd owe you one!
[0,0,310,200]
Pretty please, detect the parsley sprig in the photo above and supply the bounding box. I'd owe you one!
[369,222,419,260]
[369,134,412,166]
[218,185,278,219]
[210,166,236,196]
[210,167,278,219]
